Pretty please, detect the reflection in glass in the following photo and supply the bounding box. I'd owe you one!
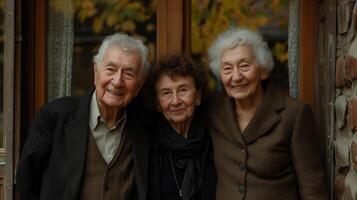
[71,0,157,96]
[191,0,289,90]
[0,0,4,148]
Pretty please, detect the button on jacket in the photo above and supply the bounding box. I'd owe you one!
[205,82,329,200]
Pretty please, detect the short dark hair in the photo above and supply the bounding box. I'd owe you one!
[151,54,207,93]
[141,54,208,110]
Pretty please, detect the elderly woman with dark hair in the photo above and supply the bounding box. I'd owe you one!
[206,27,329,200]
[147,55,216,200]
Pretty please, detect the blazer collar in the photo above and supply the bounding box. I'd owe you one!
[64,91,149,199]
[64,89,93,199]
[220,81,286,145]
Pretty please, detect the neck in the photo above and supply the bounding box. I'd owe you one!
[99,104,123,128]
[169,117,193,138]
[234,85,264,132]
[235,85,264,112]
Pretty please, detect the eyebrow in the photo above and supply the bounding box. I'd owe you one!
[106,61,137,70]
[222,57,250,64]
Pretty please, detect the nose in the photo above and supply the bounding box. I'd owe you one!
[170,92,181,105]
[111,71,124,86]
[232,67,243,82]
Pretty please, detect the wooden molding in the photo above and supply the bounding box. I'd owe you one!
[156,0,191,58]
[298,0,317,108]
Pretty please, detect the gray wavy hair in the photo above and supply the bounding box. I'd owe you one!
[93,33,150,77]
[208,27,274,79]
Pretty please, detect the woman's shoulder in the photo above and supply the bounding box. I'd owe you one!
[283,94,311,112]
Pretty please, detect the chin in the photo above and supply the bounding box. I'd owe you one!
[228,92,248,100]
[102,100,124,108]
[170,117,187,123]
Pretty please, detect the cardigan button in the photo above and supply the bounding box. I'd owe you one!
[239,185,246,193]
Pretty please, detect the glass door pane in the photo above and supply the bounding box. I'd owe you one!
[191,0,289,91]
[71,0,157,96]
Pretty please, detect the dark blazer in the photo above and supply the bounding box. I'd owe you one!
[16,91,150,200]
[206,82,329,200]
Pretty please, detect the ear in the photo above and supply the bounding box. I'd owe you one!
[260,69,269,80]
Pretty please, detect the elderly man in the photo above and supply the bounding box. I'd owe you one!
[17,33,151,200]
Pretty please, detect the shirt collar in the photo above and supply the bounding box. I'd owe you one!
[89,91,127,131]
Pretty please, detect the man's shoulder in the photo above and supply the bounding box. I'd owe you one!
[39,92,91,118]
[45,95,82,111]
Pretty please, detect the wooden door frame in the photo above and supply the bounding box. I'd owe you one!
[299,0,335,197]
[156,0,191,58]
[299,0,317,107]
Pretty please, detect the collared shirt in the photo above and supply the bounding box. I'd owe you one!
[89,92,127,163]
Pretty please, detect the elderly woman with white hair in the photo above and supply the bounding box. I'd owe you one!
[205,27,329,200]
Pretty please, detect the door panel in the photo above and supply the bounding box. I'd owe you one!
[315,0,335,197]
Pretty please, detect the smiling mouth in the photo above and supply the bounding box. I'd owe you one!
[106,89,125,96]
[170,108,185,113]
[232,84,247,89]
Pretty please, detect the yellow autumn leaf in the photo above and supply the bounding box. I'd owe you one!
[106,14,117,27]
[256,17,269,26]
[273,43,288,62]
[78,0,97,22]
[93,17,103,33]
[126,2,143,10]
[120,20,136,32]
[146,23,155,32]
[147,42,156,62]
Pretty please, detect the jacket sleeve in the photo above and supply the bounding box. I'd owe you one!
[16,105,56,200]
[290,103,330,200]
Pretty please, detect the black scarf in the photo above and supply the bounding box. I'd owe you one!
[156,111,209,200]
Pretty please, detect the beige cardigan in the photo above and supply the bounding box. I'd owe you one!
[205,82,329,200]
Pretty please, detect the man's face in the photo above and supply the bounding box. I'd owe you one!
[94,46,143,112]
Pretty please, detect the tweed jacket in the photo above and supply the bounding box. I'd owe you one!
[16,90,150,200]
[205,82,329,200]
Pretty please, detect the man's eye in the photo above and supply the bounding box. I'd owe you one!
[106,66,116,71]
[124,72,135,78]
[179,88,188,92]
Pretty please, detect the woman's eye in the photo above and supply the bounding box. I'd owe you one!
[222,65,233,74]
[160,91,171,97]
[240,64,250,71]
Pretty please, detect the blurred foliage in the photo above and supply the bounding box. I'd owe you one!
[49,0,157,61]
[192,0,289,64]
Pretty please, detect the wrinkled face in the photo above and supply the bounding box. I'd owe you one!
[94,46,143,111]
[156,74,201,125]
[220,45,268,101]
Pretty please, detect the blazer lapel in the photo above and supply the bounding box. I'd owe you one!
[219,95,246,145]
[64,92,92,199]
[242,83,285,144]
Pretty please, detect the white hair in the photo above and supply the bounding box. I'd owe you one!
[93,33,150,77]
[208,27,274,79]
